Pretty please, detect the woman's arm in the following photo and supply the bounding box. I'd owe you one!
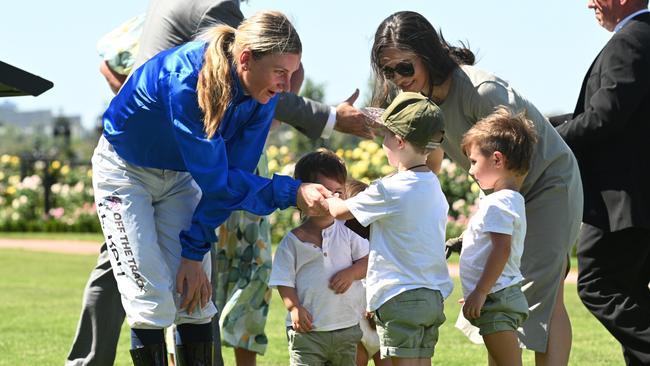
[426,147,444,174]
[99,60,127,95]
[165,73,321,260]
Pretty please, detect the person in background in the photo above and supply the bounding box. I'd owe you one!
[97,13,145,94]
[551,1,650,364]
[345,178,390,366]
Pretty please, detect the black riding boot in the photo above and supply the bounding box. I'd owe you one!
[129,343,168,366]
[175,341,213,366]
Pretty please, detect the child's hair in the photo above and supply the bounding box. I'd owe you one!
[461,106,538,175]
[346,178,368,198]
[198,11,301,138]
[294,148,347,184]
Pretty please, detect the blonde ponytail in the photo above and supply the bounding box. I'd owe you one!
[197,11,301,139]
[197,25,235,139]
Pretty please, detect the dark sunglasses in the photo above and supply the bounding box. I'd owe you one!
[381,61,415,80]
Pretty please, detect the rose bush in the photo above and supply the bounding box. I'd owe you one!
[1,142,479,240]
[0,155,99,232]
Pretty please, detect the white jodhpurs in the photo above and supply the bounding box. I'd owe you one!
[91,136,217,329]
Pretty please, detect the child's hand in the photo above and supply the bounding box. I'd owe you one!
[462,290,487,319]
[329,267,355,294]
[365,311,377,330]
[290,305,313,333]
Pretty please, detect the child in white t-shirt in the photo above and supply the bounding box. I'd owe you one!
[327,92,453,363]
[345,178,391,366]
[458,106,538,366]
[269,149,369,366]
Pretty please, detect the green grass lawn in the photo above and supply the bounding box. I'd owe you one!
[0,232,104,242]
[0,249,622,365]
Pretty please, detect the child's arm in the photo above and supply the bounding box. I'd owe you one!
[277,286,314,332]
[329,255,369,294]
[463,232,511,319]
[326,197,354,220]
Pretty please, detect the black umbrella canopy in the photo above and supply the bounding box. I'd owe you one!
[0,60,53,98]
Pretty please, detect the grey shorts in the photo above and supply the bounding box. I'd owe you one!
[286,324,362,366]
[469,284,529,336]
[374,288,445,359]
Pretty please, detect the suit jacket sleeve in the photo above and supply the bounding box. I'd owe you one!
[556,32,650,149]
[548,113,572,127]
[274,92,330,140]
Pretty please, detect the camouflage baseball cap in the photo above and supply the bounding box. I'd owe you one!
[381,92,444,149]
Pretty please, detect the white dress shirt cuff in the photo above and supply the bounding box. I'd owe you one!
[320,106,337,139]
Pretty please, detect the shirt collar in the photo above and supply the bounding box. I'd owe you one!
[615,8,650,32]
[229,62,250,104]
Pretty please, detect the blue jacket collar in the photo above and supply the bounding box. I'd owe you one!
[229,62,251,105]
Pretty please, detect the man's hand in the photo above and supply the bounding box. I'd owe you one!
[296,183,331,216]
[99,61,127,95]
[290,305,314,333]
[334,89,377,139]
[176,257,211,315]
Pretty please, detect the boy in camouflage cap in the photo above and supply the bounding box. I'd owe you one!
[327,91,453,363]
[380,91,445,152]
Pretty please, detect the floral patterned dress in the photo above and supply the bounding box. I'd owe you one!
[211,153,273,355]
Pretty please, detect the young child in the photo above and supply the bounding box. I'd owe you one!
[346,179,391,366]
[269,149,369,366]
[457,106,538,366]
[328,91,454,365]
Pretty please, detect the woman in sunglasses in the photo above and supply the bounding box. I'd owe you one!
[370,11,583,366]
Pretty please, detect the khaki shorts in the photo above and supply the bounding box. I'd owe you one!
[469,284,529,336]
[374,288,445,359]
[286,324,362,366]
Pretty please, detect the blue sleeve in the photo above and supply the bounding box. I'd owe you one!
[165,73,301,260]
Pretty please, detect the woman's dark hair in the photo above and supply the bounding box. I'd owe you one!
[371,11,475,106]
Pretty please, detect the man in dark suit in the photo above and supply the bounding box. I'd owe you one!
[552,1,650,364]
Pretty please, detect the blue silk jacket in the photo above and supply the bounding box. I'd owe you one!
[102,41,300,260]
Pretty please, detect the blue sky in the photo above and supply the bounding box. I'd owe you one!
[2,1,613,130]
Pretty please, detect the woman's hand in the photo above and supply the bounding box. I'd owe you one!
[176,257,212,315]
[296,183,331,216]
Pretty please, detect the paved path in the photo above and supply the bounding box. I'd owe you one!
[0,238,102,255]
[0,238,578,283]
